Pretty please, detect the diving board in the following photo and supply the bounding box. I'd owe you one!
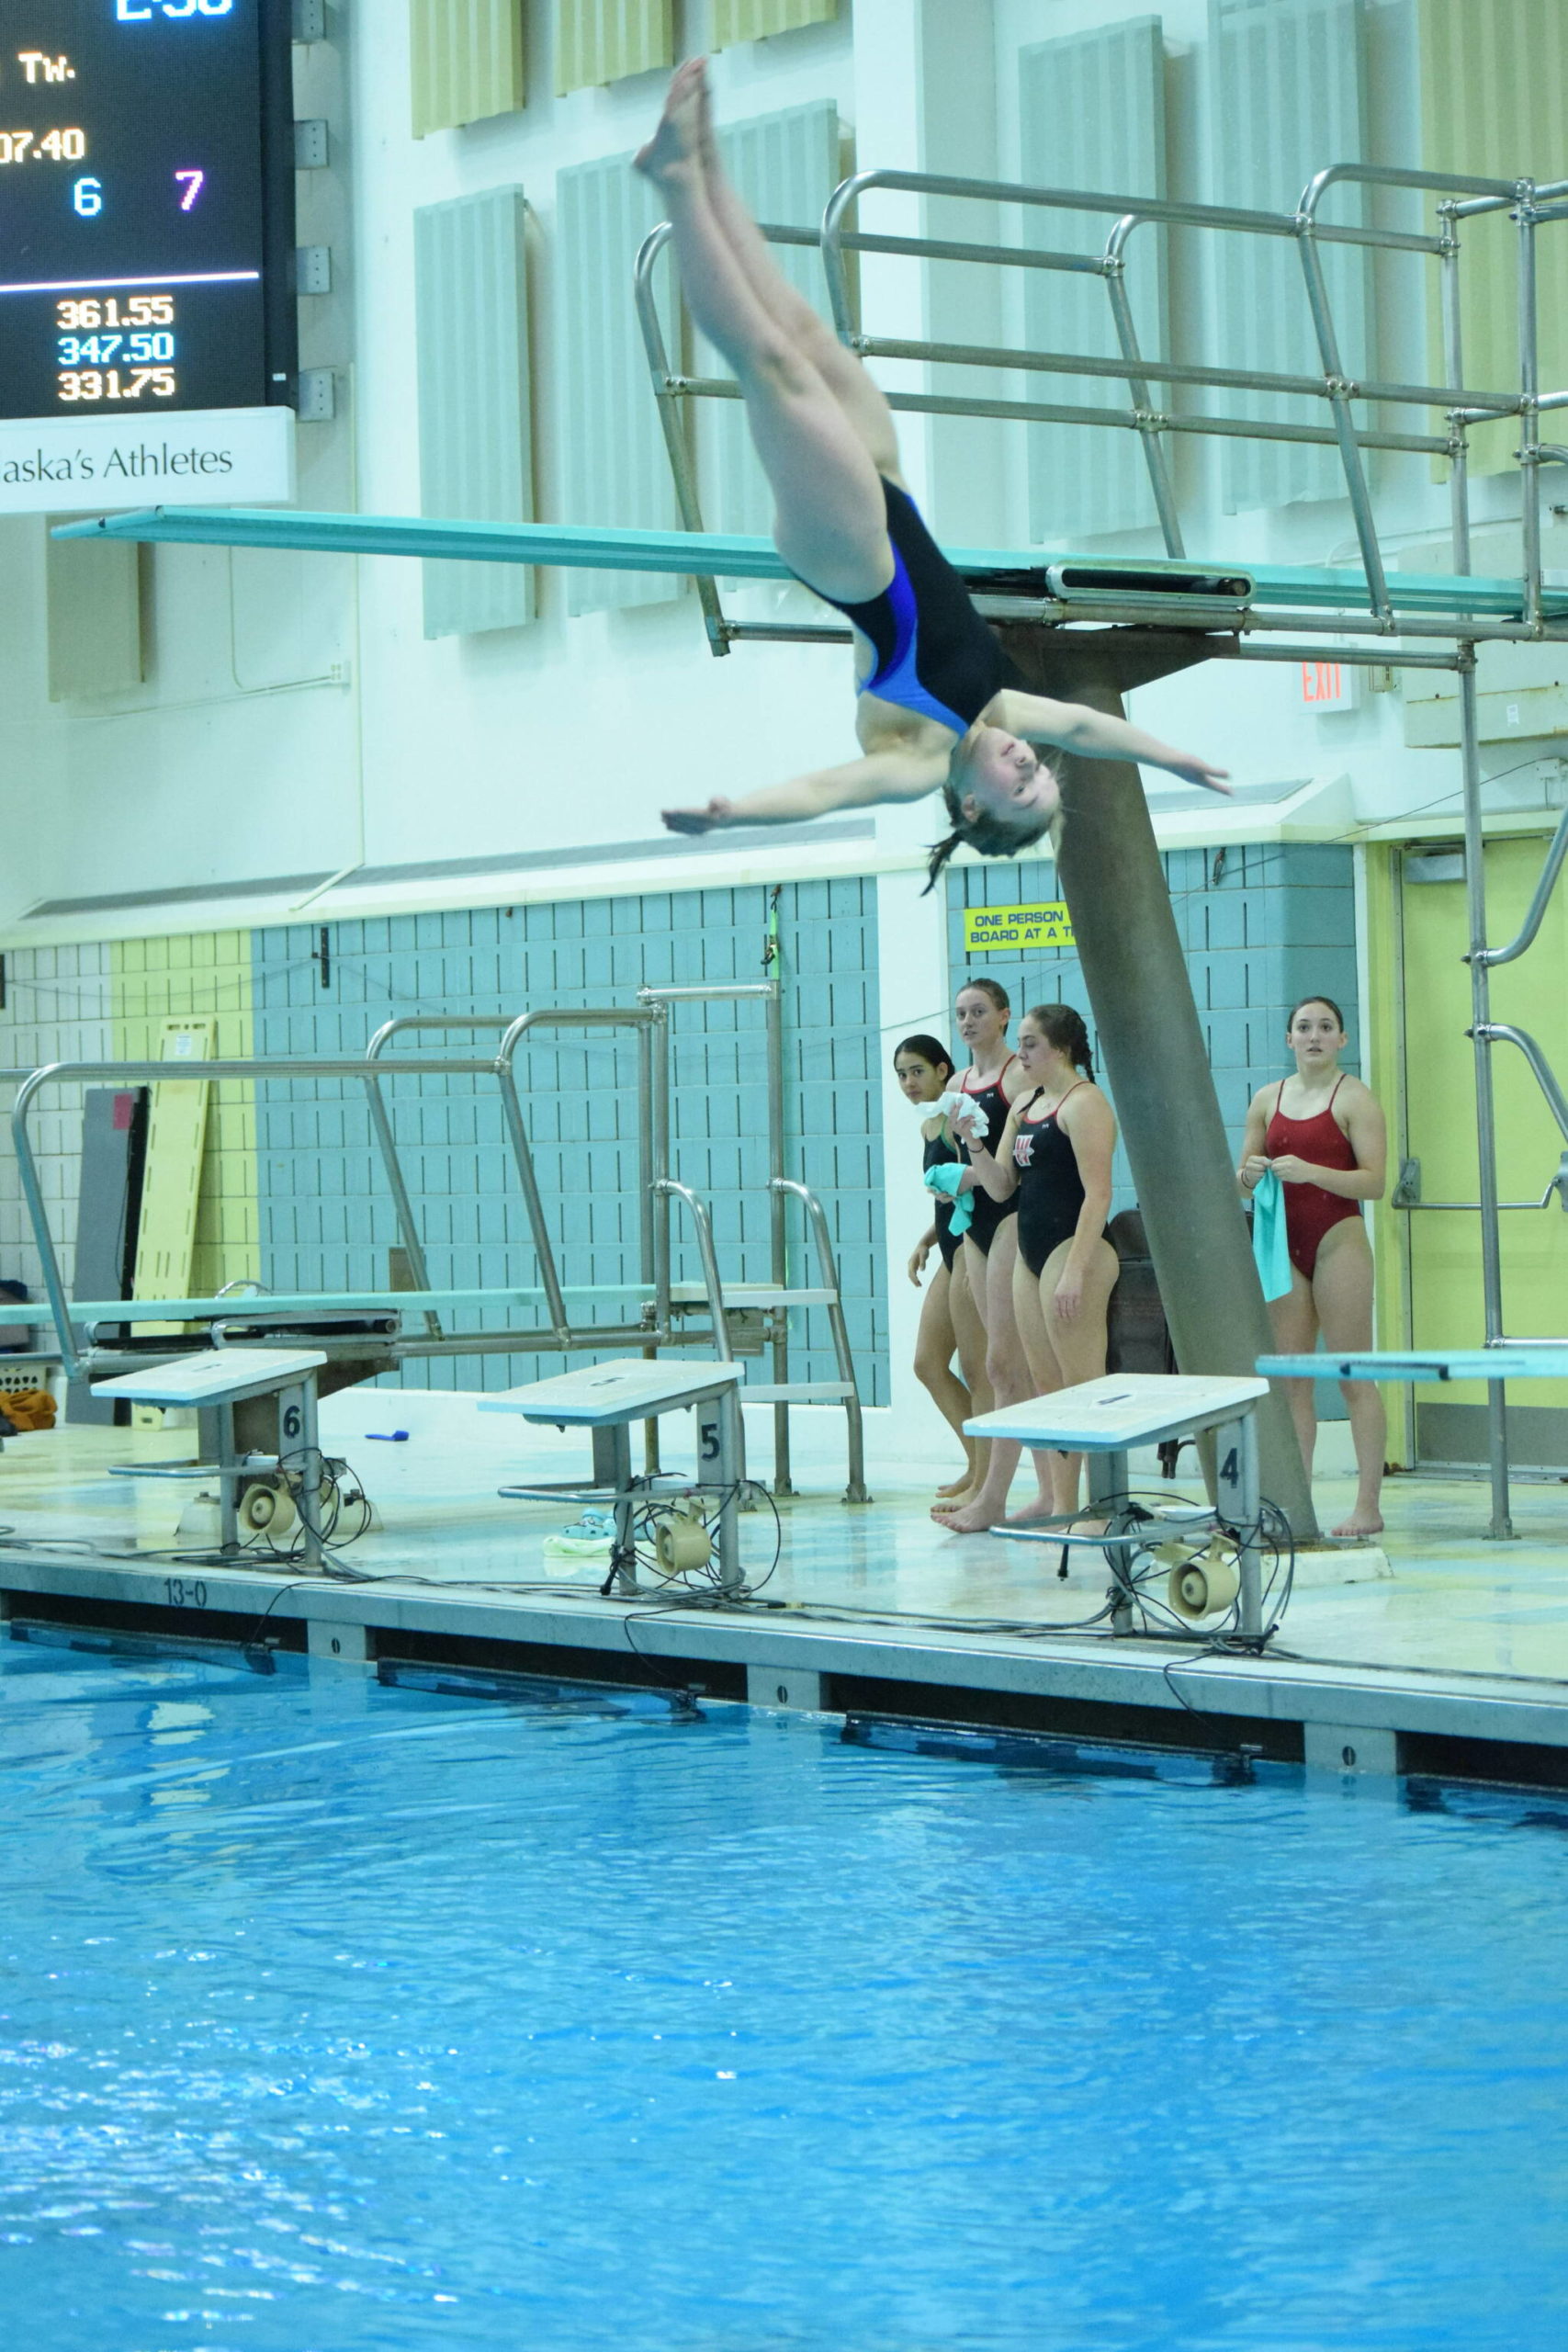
[1259,1350,1568,1383]
[48,508,1568,625]
[69,1283,657,1323]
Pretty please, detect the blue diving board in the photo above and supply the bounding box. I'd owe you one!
[1258,1349,1568,1382]
[69,1284,655,1322]
[49,508,1568,623]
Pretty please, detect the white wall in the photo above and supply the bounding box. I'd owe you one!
[4,0,1567,1433]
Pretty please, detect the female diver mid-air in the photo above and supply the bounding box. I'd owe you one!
[640,60,1229,886]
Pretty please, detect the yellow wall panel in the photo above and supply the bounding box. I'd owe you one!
[556,0,671,96]
[713,0,839,43]
[411,0,525,136]
[111,933,259,1300]
[1419,0,1568,475]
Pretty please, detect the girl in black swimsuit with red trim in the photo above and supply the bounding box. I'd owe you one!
[895,1033,992,1502]
[931,979,1036,1532]
[954,1005,1120,1532]
[1239,996,1388,1538]
[639,61,1228,874]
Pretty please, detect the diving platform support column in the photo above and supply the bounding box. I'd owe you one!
[994,624,1320,1543]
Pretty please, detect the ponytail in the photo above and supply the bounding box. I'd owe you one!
[920,784,1052,895]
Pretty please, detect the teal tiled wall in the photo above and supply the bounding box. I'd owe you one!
[946,842,1359,1215]
[251,882,886,1400]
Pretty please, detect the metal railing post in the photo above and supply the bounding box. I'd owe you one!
[1293,220,1391,624]
[363,1017,443,1338]
[652,1180,733,1363]
[1104,217,1185,558]
[634,220,730,657]
[764,978,793,1498]
[772,1178,869,1505]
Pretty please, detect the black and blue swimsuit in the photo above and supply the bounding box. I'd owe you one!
[813,479,1024,735]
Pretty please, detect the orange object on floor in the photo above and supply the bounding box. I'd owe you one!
[0,1387,57,1432]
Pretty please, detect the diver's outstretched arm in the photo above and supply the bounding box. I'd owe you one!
[662,743,950,832]
[994,689,1231,795]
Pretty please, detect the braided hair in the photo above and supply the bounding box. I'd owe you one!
[1023,1001,1095,1078]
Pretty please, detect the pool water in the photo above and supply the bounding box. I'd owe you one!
[3,1634,1566,2351]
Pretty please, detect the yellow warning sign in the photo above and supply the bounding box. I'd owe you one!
[961,903,1075,954]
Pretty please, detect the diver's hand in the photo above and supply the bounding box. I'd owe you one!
[1163,752,1232,795]
[661,797,734,835]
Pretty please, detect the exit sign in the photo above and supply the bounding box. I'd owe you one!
[1301,659,1360,710]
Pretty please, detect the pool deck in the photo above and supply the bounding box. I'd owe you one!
[4,1391,1567,1781]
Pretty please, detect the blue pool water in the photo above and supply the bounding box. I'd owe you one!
[3,1634,1567,2351]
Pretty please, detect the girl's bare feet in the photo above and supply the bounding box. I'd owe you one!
[634,58,707,186]
[932,1497,1003,1534]
[934,1469,975,1499]
[1331,1509,1384,1540]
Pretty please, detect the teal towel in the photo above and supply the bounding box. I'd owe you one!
[1250,1168,1293,1302]
[924,1160,975,1238]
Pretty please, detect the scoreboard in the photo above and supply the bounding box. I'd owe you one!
[0,0,296,424]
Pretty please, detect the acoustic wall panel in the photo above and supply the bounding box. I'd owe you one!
[556,0,671,96]
[557,152,682,615]
[1207,0,1369,513]
[410,0,525,136]
[44,525,142,701]
[112,933,258,1299]
[714,0,839,41]
[130,1018,216,1317]
[1418,0,1568,478]
[705,102,840,541]
[65,1087,148,1425]
[414,188,535,639]
[1019,19,1167,544]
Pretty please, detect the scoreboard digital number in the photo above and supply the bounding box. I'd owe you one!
[0,0,296,424]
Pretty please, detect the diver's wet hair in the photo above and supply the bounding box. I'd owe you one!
[921,785,1052,895]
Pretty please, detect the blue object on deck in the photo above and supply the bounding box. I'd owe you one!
[48,507,1568,620]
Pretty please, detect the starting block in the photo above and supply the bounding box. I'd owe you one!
[966,1373,1271,1635]
[93,1347,330,1567]
[482,1358,746,1596]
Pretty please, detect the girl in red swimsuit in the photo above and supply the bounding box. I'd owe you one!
[1238,997,1388,1538]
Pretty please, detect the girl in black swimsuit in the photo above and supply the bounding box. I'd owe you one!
[640,61,1228,869]
[962,1005,1121,1529]
[931,979,1040,1533]
[896,1034,991,1502]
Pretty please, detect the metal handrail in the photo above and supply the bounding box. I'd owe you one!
[1472,1024,1568,1147]
[1468,804,1568,968]
[651,1181,733,1365]
[770,1179,868,1505]
[11,1053,493,1379]
[360,1008,662,1345]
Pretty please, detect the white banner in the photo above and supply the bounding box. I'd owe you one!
[0,405,295,515]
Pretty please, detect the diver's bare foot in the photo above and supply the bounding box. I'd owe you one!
[635,58,706,186]
[932,1497,1005,1534]
[934,1471,975,1500]
[694,54,720,173]
[1331,1509,1384,1540]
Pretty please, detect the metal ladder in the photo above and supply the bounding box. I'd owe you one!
[657,1175,869,1504]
